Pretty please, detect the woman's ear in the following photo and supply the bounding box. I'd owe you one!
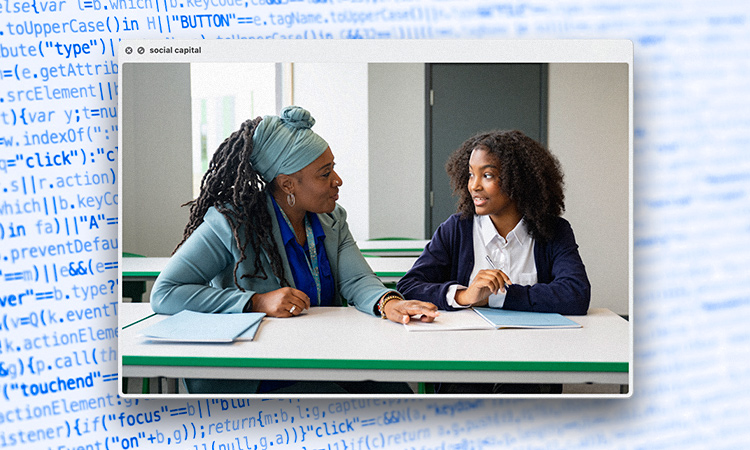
[275,174,295,194]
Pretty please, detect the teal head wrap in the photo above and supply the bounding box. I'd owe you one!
[250,106,329,182]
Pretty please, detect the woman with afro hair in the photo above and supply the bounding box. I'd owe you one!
[397,129,590,393]
[399,129,590,316]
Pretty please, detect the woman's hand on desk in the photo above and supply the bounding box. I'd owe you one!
[383,300,439,324]
[455,269,512,306]
[251,287,311,318]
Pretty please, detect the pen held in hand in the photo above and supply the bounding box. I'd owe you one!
[485,255,510,291]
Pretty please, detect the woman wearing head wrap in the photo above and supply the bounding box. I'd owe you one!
[150,106,437,394]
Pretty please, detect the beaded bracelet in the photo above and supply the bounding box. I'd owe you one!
[378,293,403,320]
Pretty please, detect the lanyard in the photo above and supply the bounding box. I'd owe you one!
[278,208,322,305]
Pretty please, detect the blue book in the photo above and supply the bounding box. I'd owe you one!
[141,310,266,342]
[472,307,581,329]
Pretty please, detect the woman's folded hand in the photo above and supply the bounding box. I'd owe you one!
[252,287,311,317]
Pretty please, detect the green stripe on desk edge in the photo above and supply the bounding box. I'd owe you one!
[374,272,406,277]
[122,356,627,373]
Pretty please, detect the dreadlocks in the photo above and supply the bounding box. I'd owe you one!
[174,117,289,289]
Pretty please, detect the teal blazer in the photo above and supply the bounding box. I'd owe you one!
[151,195,389,317]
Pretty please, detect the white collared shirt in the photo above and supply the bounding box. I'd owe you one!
[447,215,537,308]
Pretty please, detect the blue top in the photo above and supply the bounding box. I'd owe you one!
[272,197,335,306]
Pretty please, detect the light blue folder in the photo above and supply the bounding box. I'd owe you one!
[472,307,581,329]
[141,310,266,342]
[235,320,263,341]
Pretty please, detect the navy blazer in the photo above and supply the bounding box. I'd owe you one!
[397,214,591,315]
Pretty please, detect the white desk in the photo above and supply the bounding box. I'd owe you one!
[121,304,629,391]
[122,256,417,284]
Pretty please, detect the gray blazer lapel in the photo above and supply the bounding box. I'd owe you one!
[319,210,340,280]
[319,208,346,306]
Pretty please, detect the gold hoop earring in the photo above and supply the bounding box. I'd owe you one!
[287,193,296,207]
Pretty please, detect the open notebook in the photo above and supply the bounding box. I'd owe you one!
[140,310,266,342]
[403,307,580,331]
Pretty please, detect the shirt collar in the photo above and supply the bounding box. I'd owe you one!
[477,214,531,248]
[307,212,326,244]
[272,197,326,246]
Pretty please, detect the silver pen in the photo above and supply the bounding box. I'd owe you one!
[485,255,509,291]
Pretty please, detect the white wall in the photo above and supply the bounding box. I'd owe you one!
[292,63,370,240]
[122,63,192,258]
[368,64,426,239]
[292,63,426,241]
[548,63,630,314]
[190,63,277,198]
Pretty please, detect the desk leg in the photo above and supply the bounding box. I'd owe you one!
[417,383,435,394]
[158,377,177,394]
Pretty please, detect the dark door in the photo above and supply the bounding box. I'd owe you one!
[427,63,548,235]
